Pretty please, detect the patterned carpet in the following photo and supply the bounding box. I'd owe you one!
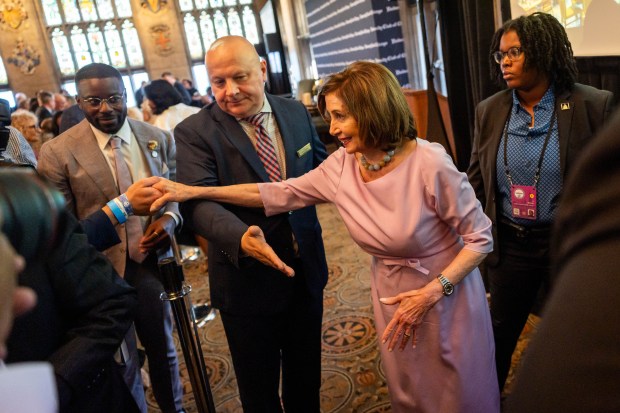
[146,202,536,412]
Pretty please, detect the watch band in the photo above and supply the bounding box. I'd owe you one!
[437,274,454,296]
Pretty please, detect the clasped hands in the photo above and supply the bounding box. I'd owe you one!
[124,176,177,253]
[379,283,443,352]
[139,177,295,276]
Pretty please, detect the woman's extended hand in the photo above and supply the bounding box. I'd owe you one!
[150,178,196,212]
[379,282,443,352]
[241,225,295,277]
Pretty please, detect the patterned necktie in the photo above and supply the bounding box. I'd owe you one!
[110,136,146,263]
[244,112,282,182]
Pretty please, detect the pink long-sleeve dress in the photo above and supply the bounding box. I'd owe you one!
[258,139,500,413]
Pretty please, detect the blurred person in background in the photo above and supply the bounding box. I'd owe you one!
[11,110,42,158]
[144,79,200,134]
[35,91,56,127]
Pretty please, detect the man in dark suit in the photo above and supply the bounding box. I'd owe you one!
[35,91,55,127]
[58,104,85,134]
[38,63,185,413]
[467,12,614,391]
[174,35,328,412]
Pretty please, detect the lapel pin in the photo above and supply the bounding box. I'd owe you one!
[148,140,159,157]
[296,143,311,158]
[560,102,570,110]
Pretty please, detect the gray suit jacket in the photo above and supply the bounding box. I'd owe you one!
[38,118,180,276]
[467,83,614,265]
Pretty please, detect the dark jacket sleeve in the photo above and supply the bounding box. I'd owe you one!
[80,209,121,251]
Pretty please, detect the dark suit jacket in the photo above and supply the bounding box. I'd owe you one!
[59,104,85,134]
[7,210,139,413]
[175,94,329,316]
[467,83,614,265]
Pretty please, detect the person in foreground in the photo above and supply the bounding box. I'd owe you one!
[467,12,614,391]
[38,63,185,413]
[153,60,499,413]
[505,109,620,413]
[172,35,328,412]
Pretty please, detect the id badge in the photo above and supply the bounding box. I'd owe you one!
[511,185,537,220]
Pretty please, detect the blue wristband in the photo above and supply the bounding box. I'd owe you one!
[107,199,127,224]
[118,193,134,216]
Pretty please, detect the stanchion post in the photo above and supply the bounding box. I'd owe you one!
[159,238,216,413]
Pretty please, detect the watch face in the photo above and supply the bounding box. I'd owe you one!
[444,283,454,295]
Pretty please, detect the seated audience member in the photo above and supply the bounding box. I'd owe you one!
[506,109,620,412]
[11,92,29,113]
[144,79,200,133]
[161,72,192,105]
[181,78,203,108]
[467,12,614,392]
[54,92,69,112]
[134,81,147,109]
[35,91,56,127]
[10,110,42,158]
[1,126,38,168]
[58,104,85,134]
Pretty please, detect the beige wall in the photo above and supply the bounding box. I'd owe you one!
[0,0,194,96]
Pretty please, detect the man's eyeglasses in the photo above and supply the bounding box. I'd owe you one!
[492,47,522,64]
[81,91,125,109]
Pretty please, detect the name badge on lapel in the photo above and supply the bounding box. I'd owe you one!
[296,143,311,158]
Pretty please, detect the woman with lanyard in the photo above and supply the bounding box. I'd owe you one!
[467,12,614,393]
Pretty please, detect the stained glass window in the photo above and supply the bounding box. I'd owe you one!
[179,0,261,64]
[227,8,243,37]
[41,0,62,25]
[96,0,114,19]
[87,24,109,64]
[114,0,132,17]
[78,0,98,21]
[184,14,204,60]
[40,0,144,101]
[242,6,258,44]
[199,12,217,51]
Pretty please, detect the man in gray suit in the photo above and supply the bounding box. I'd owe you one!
[38,63,185,413]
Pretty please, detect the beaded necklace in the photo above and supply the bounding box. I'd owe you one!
[359,149,396,171]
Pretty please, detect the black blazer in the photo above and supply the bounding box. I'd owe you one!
[175,94,329,315]
[467,83,614,265]
[7,211,139,413]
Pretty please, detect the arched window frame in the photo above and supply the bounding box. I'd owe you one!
[177,0,261,94]
[39,0,147,105]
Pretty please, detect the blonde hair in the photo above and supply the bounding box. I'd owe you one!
[317,61,416,151]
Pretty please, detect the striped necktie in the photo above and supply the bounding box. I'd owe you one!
[110,136,146,263]
[244,112,282,182]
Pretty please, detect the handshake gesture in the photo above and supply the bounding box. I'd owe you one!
[143,177,294,277]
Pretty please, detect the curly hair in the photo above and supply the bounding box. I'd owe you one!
[317,61,416,151]
[489,12,577,93]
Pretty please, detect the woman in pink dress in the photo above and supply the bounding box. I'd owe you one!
[152,61,500,412]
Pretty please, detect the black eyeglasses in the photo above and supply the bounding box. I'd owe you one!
[492,47,522,64]
[81,91,126,109]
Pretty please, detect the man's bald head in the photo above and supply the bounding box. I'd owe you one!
[205,36,267,118]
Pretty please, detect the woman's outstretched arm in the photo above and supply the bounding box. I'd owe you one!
[150,178,264,211]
